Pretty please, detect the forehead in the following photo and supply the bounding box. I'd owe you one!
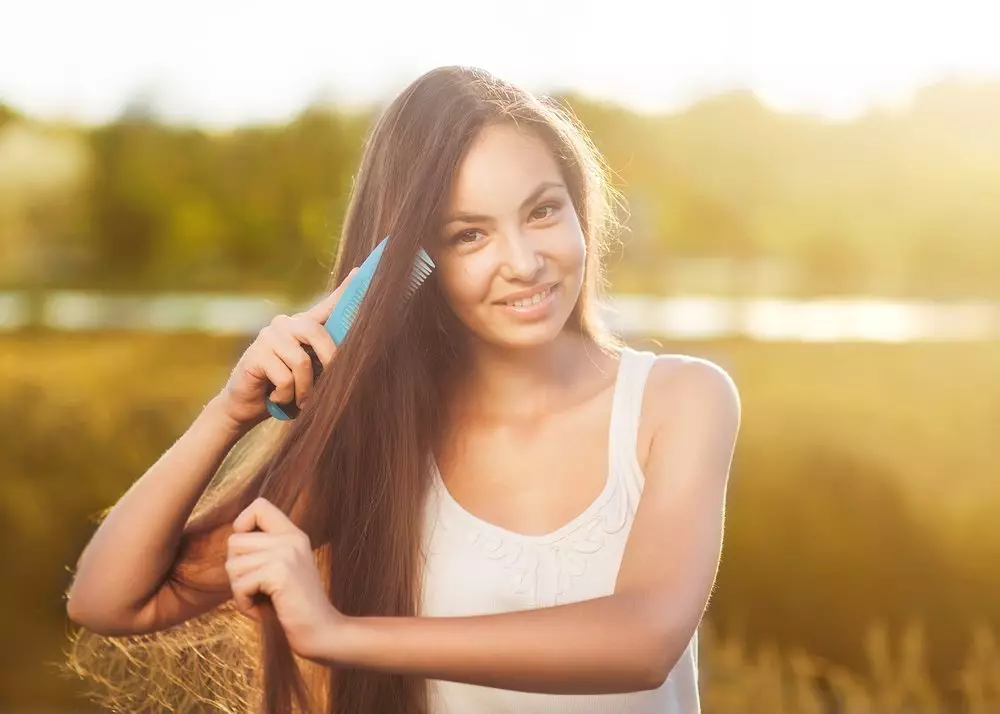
[449,123,563,210]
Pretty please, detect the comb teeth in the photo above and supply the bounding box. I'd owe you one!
[404,249,435,298]
[341,292,364,325]
[324,240,435,345]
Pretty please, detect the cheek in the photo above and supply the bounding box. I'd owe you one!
[570,232,587,267]
[439,258,494,313]
[555,221,587,273]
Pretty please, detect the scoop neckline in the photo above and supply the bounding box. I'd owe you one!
[430,347,633,545]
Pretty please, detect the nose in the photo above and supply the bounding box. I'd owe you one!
[498,230,543,282]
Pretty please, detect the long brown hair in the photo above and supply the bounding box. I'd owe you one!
[66,65,625,714]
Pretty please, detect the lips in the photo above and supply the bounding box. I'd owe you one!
[505,285,555,308]
[495,282,559,306]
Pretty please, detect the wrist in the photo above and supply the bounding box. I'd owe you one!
[308,611,367,666]
[203,394,254,441]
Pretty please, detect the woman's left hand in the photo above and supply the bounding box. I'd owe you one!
[227,496,343,661]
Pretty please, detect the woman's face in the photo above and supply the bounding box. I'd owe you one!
[432,123,586,349]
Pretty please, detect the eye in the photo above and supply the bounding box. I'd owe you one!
[529,202,561,222]
[451,228,485,245]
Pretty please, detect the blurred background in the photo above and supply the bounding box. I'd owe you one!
[3,0,1000,712]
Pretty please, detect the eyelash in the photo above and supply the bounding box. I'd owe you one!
[450,201,562,244]
[531,203,559,221]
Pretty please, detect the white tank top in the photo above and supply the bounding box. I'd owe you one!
[419,346,701,714]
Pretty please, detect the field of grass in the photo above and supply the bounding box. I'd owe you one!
[3,331,999,712]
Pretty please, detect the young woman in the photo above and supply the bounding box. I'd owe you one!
[66,65,740,714]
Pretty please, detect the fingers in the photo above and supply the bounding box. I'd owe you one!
[229,566,269,620]
[260,313,339,406]
[232,266,358,420]
[304,266,359,323]
[225,530,290,619]
[285,318,338,367]
[227,531,275,556]
[227,530,303,560]
[233,497,309,541]
[247,349,295,405]
[269,328,316,407]
[225,549,271,581]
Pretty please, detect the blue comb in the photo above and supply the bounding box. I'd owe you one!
[266,235,435,420]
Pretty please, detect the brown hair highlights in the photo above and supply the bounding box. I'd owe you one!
[66,65,624,714]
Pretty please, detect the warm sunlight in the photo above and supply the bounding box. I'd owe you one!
[5,4,1000,713]
[2,0,999,125]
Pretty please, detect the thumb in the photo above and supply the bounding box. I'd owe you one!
[304,267,359,323]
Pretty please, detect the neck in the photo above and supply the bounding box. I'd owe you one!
[455,330,613,422]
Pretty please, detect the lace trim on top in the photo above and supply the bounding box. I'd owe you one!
[426,348,645,607]
[430,460,630,607]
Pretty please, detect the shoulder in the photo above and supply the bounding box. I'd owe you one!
[640,351,741,437]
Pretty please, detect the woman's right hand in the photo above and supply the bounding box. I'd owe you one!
[217,268,358,430]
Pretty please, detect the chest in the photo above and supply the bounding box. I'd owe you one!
[419,466,636,612]
[433,387,616,539]
[420,388,644,613]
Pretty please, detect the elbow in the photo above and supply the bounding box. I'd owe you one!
[66,575,99,629]
[611,593,699,692]
[65,580,90,626]
[626,616,691,692]
[604,631,683,693]
[639,655,676,691]
[634,645,683,692]
[66,591,111,634]
[66,592,103,632]
[66,589,142,637]
[65,561,108,632]
[66,606,133,637]
[599,626,678,693]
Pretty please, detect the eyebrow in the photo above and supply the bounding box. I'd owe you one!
[443,181,566,226]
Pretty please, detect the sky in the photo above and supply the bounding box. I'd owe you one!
[2,0,1000,127]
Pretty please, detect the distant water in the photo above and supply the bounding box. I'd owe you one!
[0,291,997,342]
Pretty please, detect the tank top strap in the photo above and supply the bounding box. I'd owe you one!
[608,346,658,486]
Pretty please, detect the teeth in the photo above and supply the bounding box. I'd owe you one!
[508,286,551,308]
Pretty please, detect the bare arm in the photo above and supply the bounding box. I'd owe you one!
[66,272,356,636]
[309,357,740,694]
[65,395,250,635]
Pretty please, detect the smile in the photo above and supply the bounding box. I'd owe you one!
[505,284,555,308]
[495,283,560,320]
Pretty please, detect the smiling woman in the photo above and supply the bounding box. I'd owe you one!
[433,130,585,348]
[65,65,740,714]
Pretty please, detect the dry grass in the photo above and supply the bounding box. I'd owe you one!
[59,614,1000,713]
[698,621,1000,713]
[4,331,999,712]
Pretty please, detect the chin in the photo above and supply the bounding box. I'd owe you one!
[485,322,567,349]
